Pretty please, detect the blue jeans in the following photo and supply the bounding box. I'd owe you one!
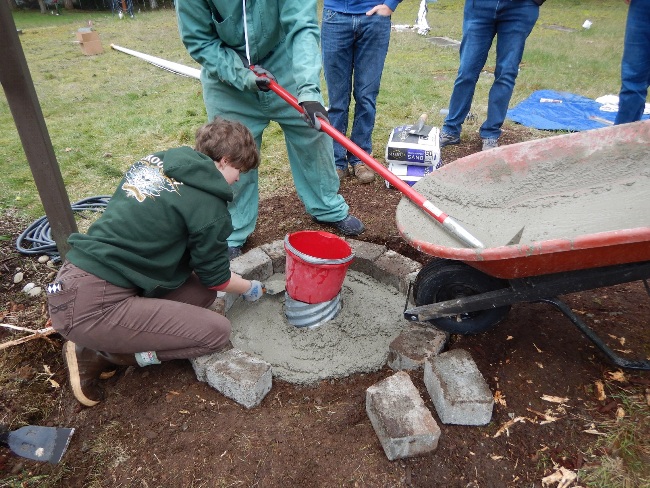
[615,0,650,125]
[322,9,391,170]
[442,0,539,140]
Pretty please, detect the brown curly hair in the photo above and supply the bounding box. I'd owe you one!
[194,116,260,173]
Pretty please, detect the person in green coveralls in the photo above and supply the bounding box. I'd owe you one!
[47,118,265,408]
[175,0,366,259]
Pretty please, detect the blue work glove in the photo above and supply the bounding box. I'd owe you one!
[242,280,265,302]
[251,65,276,92]
[300,101,329,131]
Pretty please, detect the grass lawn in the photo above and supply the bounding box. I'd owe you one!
[2,0,629,218]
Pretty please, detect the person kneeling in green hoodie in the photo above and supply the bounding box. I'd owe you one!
[47,117,264,408]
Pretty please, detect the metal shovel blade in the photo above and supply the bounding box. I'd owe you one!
[506,226,525,246]
[1,425,74,464]
[264,276,286,296]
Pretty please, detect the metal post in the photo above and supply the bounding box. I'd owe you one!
[0,3,77,259]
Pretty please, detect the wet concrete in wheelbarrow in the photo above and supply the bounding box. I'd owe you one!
[397,128,650,250]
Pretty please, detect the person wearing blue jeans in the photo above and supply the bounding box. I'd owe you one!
[322,0,401,183]
[440,0,543,152]
[614,0,650,125]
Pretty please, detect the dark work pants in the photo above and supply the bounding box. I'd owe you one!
[47,262,231,361]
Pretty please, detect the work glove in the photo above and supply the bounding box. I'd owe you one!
[300,101,329,131]
[242,280,265,302]
[251,65,276,92]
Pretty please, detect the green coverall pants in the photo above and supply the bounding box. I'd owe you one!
[201,63,349,247]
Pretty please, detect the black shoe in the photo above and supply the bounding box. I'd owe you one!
[439,131,460,148]
[228,246,242,260]
[316,215,365,236]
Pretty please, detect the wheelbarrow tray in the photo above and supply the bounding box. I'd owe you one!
[396,120,650,279]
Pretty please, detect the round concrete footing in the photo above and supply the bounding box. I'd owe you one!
[224,239,426,385]
[228,270,407,385]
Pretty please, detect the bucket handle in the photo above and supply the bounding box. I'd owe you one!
[284,235,355,266]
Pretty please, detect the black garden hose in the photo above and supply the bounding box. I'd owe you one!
[16,196,111,262]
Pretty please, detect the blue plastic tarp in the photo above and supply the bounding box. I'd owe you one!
[506,89,650,132]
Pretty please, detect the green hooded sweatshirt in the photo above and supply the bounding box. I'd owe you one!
[66,146,233,297]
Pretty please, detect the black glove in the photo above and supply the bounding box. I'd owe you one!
[300,101,329,131]
[251,65,276,92]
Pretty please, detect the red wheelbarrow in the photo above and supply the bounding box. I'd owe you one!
[397,121,650,371]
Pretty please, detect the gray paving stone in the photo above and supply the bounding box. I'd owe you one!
[346,239,387,276]
[230,247,273,281]
[190,353,218,383]
[424,349,494,425]
[204,349,272,409]
[366,371,441,461]
[402,270,420,298]
[260,240,286,273]
[370,250,421,292]
[387,325,448,371]
[222,291,241,314]
[223,248,273,312]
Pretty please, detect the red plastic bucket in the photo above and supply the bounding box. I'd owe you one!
[284,231,354,304]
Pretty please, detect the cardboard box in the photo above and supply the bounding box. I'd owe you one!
[384,162,439,188]
[385,125,440,167]
[76,28,103,55]
[76,28,98,43]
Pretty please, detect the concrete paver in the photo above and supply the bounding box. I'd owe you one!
[424,349,494,425]
[366,371,441,460]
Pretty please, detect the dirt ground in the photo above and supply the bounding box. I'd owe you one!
[1,126,649,487]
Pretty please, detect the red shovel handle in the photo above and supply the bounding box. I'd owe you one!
[257,72,484,248]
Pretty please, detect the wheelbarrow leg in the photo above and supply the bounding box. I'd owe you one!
[539,297,650,371]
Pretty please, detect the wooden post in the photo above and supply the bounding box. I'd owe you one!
[0,3,77,259]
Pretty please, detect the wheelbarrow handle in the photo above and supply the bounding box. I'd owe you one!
[259,73,484,249]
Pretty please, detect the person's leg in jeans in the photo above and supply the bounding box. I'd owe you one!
[442,0,497,139]
[322,9,355,174]
[615,0,650,125]
[347,12,391,175]
[480,0,539,140]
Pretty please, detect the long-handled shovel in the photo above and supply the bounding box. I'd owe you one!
[106,45,484,248]
[256,72,485,249]
[0,424,74,464]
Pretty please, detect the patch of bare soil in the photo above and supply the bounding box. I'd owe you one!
[1,125,649,487]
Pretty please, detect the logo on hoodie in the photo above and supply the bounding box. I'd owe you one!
[122,155,180,203]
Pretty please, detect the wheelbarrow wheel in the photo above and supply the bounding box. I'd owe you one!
[413,258,511,334]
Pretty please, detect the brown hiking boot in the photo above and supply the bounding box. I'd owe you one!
[63,342,139,407]
[336,167,349,180]
[63,341,112,407]
[353,164,374,184]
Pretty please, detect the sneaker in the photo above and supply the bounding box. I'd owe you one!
[352,164,374,184]
[228,246,242,260]
[315,214,365,236]
[439,131,460,148]
[481,138,499,151]
[336,167,349,180]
